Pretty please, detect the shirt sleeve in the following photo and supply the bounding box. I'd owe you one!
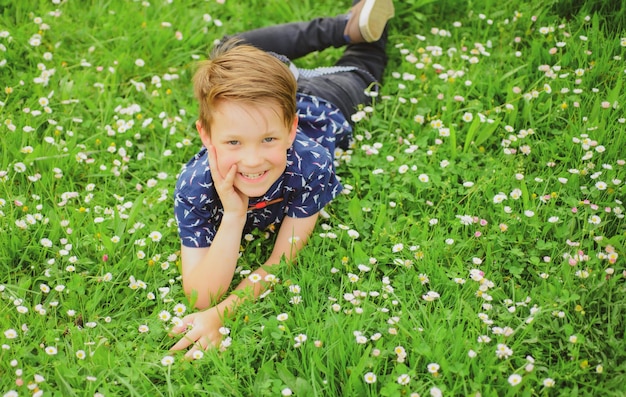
[173,156,219,248]
[174,189,218,248]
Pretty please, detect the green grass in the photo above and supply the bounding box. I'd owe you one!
[1,0,625,396]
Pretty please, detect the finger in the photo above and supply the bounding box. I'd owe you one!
[184,344,199,359]
[211,335,223,350]
[184,342,205,359]
[169,322,186,335]
[185,336,215,359]
[169,328,201,351]
[223,164,238,186]
[169,315,194,335]
[170,337,191,351]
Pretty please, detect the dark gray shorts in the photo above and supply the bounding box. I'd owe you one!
[296,68,378,128]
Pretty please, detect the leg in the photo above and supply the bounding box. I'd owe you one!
[334,27,388,82]
[298,0,394,125]
[338,0,393,81]
[225,0,393,65]
[229,17,348,61]
[298,69,378,133]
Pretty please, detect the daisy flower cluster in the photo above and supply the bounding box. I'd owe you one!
[0,0,624,396]
[293,5,623,395]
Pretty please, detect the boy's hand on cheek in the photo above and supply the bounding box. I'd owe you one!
[208,144,248,217]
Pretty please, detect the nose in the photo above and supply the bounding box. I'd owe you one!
[239,146,263,168]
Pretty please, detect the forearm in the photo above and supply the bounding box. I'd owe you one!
[214,214,319,317]
[213,261,276,320]
[182,213,246,308]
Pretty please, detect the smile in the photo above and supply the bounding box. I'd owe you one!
[240,171,266,180]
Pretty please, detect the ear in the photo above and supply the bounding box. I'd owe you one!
[196,120,211,148]
[287,114,298,145]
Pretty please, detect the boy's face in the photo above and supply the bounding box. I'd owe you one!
[197,100,298,199]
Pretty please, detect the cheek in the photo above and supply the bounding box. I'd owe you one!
[214,150,236,173]
[269,149,288,165]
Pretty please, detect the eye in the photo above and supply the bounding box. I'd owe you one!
[263,137,276,143]
[226,140,240,145]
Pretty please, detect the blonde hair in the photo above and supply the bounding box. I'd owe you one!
[193,39,297,134]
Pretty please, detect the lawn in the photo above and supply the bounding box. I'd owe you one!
[1,0,625,396]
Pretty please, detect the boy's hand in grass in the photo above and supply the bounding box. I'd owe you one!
[169,307,223,357]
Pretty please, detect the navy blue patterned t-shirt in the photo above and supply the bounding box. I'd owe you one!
[174,93,351,248]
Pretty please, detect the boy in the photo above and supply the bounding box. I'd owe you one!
[170,0,394,356]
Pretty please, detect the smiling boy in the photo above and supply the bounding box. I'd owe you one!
[170,0,394,356]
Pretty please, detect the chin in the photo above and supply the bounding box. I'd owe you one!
[237,184,272,199]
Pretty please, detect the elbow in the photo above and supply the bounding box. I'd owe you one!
[181,280,194,299]
[181,274,194,296]
[182,281,210,310]
[183,280,223,310]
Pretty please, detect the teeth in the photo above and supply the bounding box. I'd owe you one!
[241,171,264,179]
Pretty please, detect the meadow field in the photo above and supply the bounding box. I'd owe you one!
[1,0,625,395]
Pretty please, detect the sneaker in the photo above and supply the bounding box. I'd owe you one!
[344,0,395,43]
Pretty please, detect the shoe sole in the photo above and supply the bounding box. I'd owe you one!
[359,0,395,42]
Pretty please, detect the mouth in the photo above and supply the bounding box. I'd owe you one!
[240,171,266,180]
